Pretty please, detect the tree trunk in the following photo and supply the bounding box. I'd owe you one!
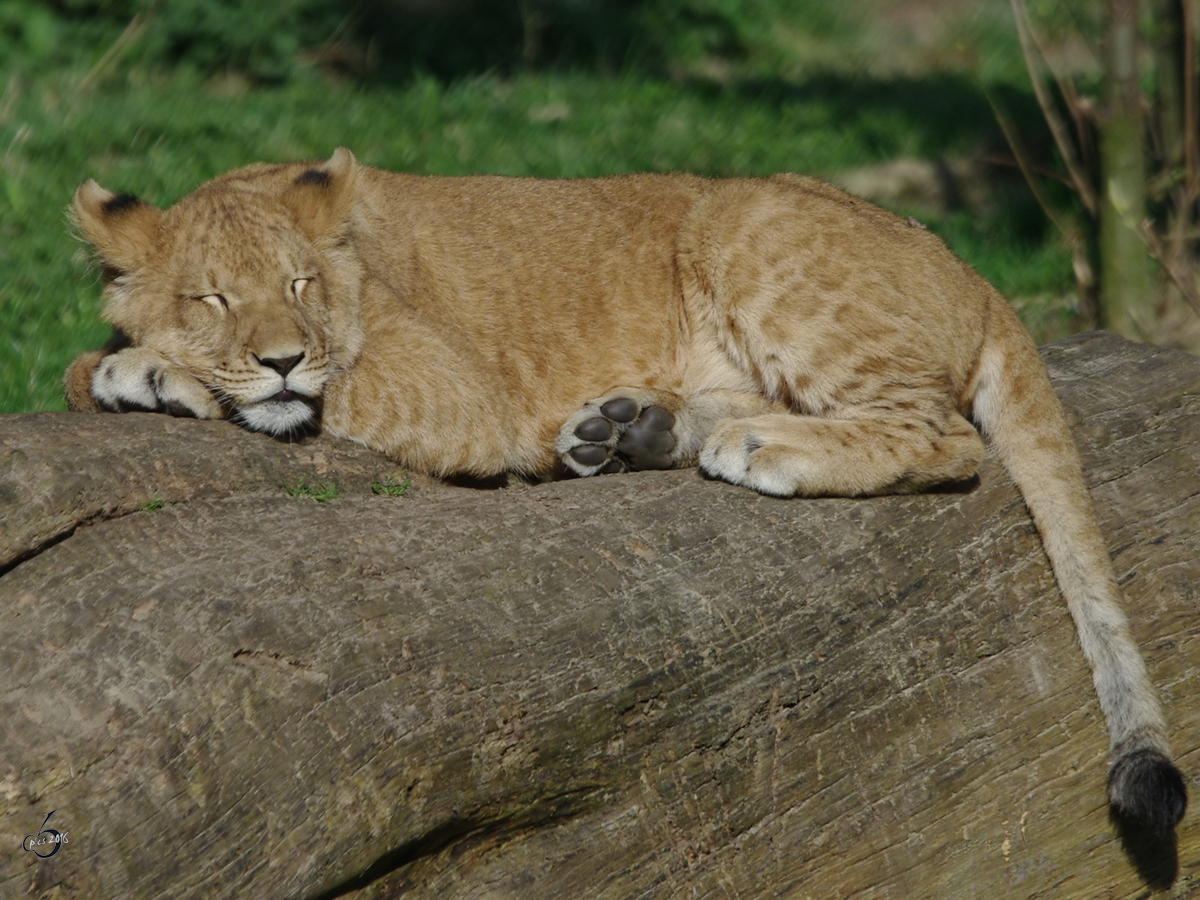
[1,334,1198,899]
[1100,0,1160,338]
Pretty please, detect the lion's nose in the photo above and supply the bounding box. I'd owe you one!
[256,353,304,376]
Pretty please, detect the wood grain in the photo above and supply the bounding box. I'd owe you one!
[1,333,1197,899]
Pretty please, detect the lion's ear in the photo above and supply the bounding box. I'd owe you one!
[282,147,358,242]
[72,180,161,274]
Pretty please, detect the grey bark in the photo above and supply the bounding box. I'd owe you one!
[1,333,1198,899]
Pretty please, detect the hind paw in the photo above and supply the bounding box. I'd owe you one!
[556,392,677,476]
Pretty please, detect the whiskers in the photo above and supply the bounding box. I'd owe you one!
[199,355,328,438]
[198,373,237,417]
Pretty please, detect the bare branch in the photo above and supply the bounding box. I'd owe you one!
[1059,79,1096,177]
[977,153,1076,188]
[985,89,1076,238]
[1138,219,1200,315]
[1009,0,1099,215]
[986,88,1097,313]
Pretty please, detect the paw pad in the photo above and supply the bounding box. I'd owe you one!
[574,418,614,442]
[569,443,610,467]
[600,398,638,423]
[559,396,677,476]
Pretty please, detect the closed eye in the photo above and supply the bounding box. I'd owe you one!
[198,294,227,311]
[292,278,312,300]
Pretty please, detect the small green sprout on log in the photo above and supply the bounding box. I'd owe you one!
[371,472,411,497]
[284,477,339,502]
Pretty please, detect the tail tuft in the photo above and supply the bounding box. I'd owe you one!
[1109,749,1188,833]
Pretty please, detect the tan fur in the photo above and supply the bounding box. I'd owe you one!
[66,149,1185,830]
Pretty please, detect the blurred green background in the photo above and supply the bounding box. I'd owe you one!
[0,0,1089,413]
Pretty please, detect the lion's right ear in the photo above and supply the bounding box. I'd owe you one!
[282,147,359,243]
[72,180,161,274]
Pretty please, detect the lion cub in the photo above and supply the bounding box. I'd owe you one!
[66,148,1185,833]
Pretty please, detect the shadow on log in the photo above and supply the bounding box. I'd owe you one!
[1,333,1198,898]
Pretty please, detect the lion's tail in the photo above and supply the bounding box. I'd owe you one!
[968,304,1186,833]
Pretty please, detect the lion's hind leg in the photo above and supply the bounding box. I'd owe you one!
[698,403,984,498]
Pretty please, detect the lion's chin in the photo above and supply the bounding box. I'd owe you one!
[234,395,320,437]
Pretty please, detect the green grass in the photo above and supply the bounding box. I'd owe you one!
[136,493,165,513]
[371,472,412,498]
[0,65,1074,414]
[283,476,339,502]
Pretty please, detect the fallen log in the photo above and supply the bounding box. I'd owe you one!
[1,332,1197,898]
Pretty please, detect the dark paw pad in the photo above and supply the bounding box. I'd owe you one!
[617,406,676,470]
[569,444,610,467]
[560,396,678,476]
[1109,750,1188,833]
[600,397,639,423]
[574,417,613,442]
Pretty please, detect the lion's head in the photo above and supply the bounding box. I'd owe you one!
[73,148,364,435]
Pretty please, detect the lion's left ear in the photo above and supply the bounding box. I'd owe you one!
[282,147,358,242]
[72,180,162,275]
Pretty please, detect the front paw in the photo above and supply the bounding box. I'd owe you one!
[92,347,223,419]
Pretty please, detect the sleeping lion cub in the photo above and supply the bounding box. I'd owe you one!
[65,148,1185,832]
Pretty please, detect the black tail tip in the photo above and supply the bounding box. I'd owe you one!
[1109,750,1188,833]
